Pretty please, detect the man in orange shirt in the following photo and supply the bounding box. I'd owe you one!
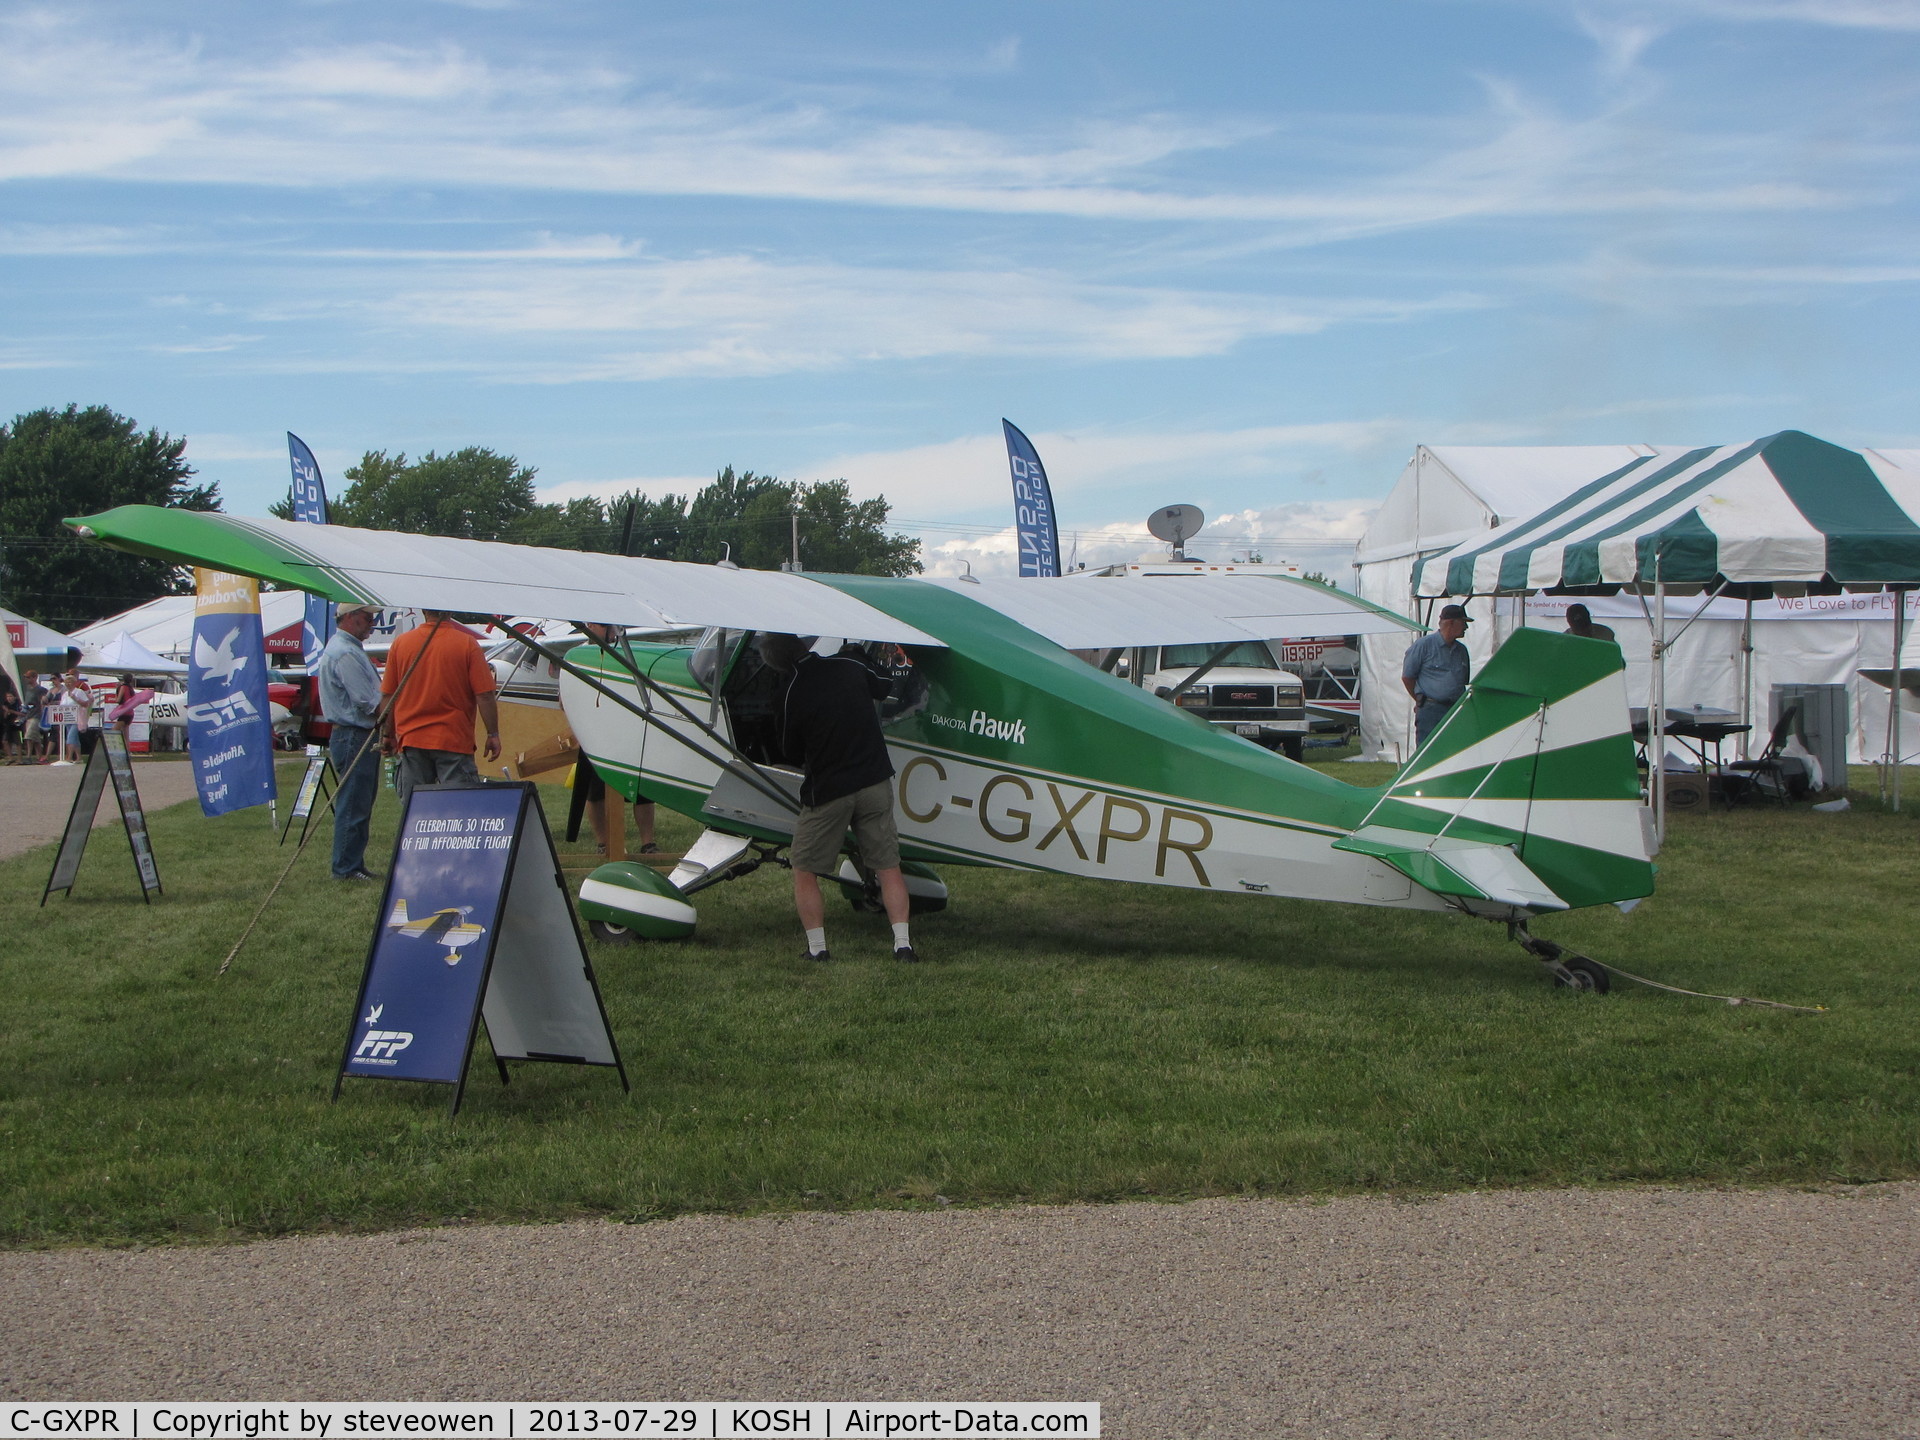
[380,611,501,803]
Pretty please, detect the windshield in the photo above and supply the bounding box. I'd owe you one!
[1159,642,1278,671]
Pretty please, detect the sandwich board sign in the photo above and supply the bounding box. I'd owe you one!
[42,729,162,905]
[333,780,628,1115]
[280,748,332,846]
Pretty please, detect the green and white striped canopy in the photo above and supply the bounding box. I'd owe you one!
[1414,431,1920,598]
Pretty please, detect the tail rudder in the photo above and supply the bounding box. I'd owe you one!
[1339,629,1654,912]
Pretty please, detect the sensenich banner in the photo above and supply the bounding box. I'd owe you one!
[187,568,278,817]
[1003,419,1062,578]
[287,431,334,666]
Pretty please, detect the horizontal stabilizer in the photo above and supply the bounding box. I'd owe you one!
[1333,825,1567,911]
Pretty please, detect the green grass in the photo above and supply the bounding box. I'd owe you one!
[2,760,1916,1247]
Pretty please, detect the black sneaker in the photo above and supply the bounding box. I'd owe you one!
[351,868,383,882]
[894,945,919,963]
[806,948,831,962]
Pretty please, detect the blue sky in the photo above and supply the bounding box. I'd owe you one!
[3,0,1916,576]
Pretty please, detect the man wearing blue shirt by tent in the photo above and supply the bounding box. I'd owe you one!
[1401,604,1473,747]
[318,602,385,882]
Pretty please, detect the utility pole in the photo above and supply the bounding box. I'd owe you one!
[789,507,801,572]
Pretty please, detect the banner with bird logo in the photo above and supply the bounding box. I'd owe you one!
[186,568,278,817]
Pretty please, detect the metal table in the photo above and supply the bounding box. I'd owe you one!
[1631,706,1753,807]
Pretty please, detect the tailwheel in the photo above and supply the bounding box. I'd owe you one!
[1553,955,1611,993]
[1509,921,1612,995]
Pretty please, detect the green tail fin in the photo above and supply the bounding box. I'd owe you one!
[1336,629,1654,912]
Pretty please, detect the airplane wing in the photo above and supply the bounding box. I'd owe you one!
[418,912,462,941]
[69,506,943,646]
[921,575,1420,648]
[70,505,1414,652]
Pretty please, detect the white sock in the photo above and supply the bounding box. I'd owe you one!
[805,927,827,955]
[892,922,912,949]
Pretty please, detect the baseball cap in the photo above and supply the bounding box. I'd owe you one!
[336,602,381,620]
[1439,604,1472,623]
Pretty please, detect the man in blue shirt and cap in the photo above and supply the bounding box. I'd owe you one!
[1401,603,1473,747]
[318,602,385,881]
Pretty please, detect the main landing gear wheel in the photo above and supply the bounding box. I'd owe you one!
[588,919,638,945]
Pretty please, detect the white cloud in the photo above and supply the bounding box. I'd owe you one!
[151,334,263,354]
[300,255,1484,380]
[0,222,170,254]
[1643,0,1920,27]
[920,501,1378,580]
[0,15,1848,238]
[797,422,1406,514]
[528,422,1401,531]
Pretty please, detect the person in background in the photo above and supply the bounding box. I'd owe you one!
[380,611,500,804]
[18,671,41,759]
[0,668,20,762]
[575,622,659,854]
[1564,603,1618,645]
[40,673,64,763]
[319,602,386,882]
[111,672,136,738]
[1400,604,1473,747]
[758,632,917,964]
[62,667,96,762]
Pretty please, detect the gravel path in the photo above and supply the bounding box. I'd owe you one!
[0,758,203,860]
[4,1185,1915,1437]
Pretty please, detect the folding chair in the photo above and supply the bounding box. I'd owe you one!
[1725,704,1805,806]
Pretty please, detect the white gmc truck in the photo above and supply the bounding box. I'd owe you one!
[1138,640,1311,760]
[1071,556,1316,760]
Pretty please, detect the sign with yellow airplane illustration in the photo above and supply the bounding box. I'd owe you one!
[385,898,488,964]
[335,780,626,1114]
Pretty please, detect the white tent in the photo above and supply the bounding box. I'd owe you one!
[1354,440,1920,766]
[81,630,188,675]
[3,605,80,659]
[1354,445,1665,762]
[70,592,309,664]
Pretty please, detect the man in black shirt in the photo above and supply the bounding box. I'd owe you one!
[759,632,916,962]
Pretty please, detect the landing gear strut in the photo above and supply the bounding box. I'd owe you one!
[1509,922,1611,993]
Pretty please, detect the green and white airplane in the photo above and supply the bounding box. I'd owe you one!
[69,505,1656,990]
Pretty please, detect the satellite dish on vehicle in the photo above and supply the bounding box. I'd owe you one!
[1147,504,1206,557]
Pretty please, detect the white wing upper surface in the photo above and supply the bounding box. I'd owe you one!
[204,515,945,645]
[78,508,1420,651]
[930,575,1419,649]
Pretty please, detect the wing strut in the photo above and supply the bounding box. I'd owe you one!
[503,626,802,818]
[1163,640,1242,703]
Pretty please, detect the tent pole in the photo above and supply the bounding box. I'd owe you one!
[1652,564,1667,845]
[1738,595,1754,762]
[1892,588,1907,812]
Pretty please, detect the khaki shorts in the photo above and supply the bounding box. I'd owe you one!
[790,779,900,876]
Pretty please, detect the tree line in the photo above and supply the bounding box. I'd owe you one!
[0,405,920,632]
